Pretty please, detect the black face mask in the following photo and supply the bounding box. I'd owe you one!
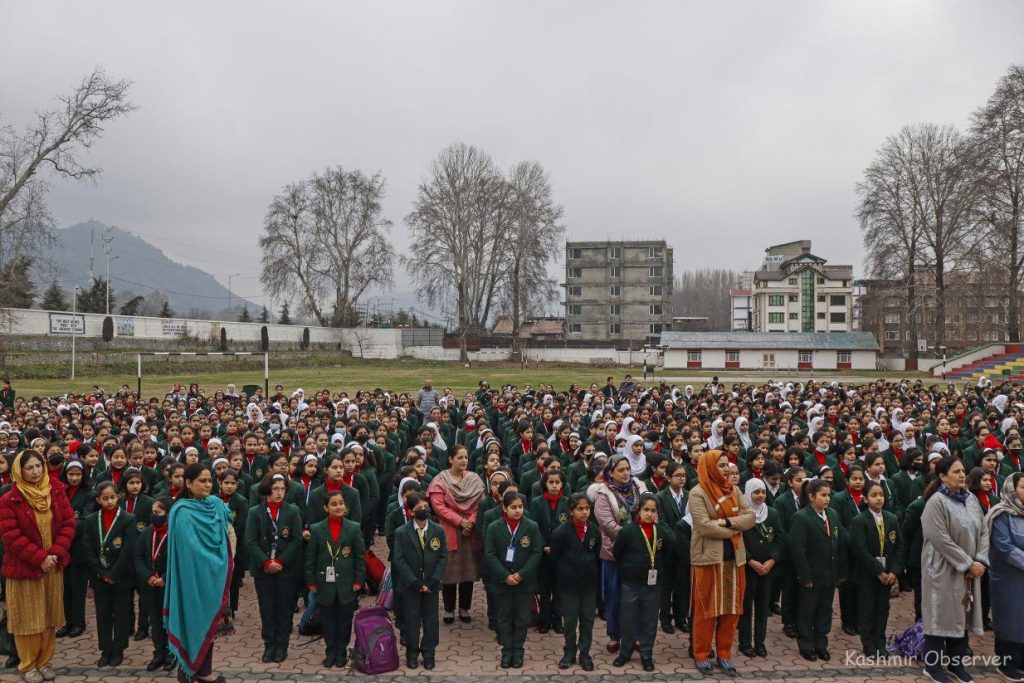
[356,434,369,444]
[169,445,182,455]
[413,508,430,521]
[150,514,167,527]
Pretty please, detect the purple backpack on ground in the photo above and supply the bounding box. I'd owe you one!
[351,606,399,674]
[888,619,924,659]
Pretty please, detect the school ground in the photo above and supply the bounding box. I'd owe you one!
[25,537,1005,683]
[8,358,930,398]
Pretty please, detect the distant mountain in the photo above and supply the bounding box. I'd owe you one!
[36,220,262,319]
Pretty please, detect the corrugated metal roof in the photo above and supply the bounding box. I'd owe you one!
[660,331,879,351]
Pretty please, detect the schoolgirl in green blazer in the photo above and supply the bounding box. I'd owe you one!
[217,469,249,620]
[549,493,601,671]
[655,461,689,633]
[304,489,366,668]
[528,469,569,635]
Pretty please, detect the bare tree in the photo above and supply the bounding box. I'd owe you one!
[260,169,394,327]
[972,64,1024,342]
[0,67,133,315]
[672,268,739,331]
[501,161,565,355]
[404,144,512,361]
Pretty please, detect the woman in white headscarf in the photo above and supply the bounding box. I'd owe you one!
[993,394,1010,416]
[891,408,911,436]
[738,475,778,658]
[617,416,636,442]
[623,434,647,476]
[735,417,753,452]
[707,419,725,450]
[425,422,448,451]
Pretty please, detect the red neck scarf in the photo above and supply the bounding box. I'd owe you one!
[543,490,562,510]
[110,468,122,485]
[169,486,181,498]
[126,495,137,514]
[639,521,655,541]
[850,488,863,506]
[520,438,532,453]
[976,491,991,510]
[652,475,666,490]
[325,478,342,492]
[266,499,282,522]
[220,493,232,504]
[301,474,314,491]
[503,514,520,536]
[749,468,762,480]
[815,450,827,466]
[342,472,354,487]
[153,522,168,538]
[572,520,587,541]
[101,507,117,533]
[328,516,343,543]
[67,484,80,501]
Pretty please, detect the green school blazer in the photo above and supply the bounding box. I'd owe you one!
[656,488,688,528]
[848,509,905,585]
[391,520,449,593]
[249,479,307,519]
[306,483,362,526]
[787,506,847,588]
[82,510,137,584]
[121,494,154,532]
[528,495,570,545]
[304,518,365,604]
[773,490,801,531]
[244,502,304,579]
[484,517,543,593]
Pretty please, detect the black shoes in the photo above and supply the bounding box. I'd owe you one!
[147,655,165,672]
[558,655,574,669]
[458,611,472,624]
[273,648,287,663]
[134,627,150,641]
[405,655,417,669]
[579,654,594,671]
[500,655,512,669]
[770,603,782,616]
[841,624,859,636]
[335,655,347,668]
[739,645,756,658]
[677,618,691,633]
[423,655,435,670]
[108,652,124,667]
[443,614,455,625]
[324,653,336,668]
[800,650,818,662]
[68,624,86,638]
[755,645,768,657]
[552,622,563,635]
[511,653,524,669]
[642,656,655,672]
[661,621,675,634]
[96,653,111,667]
[816,649,831,661]
[613,655,630,667]
[538,624,549,634]
[55,625,71,638]
[783,624,799,639]
[261,647,274,664]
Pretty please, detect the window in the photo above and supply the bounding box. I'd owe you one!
[884,330,901,341]
[649,285,663,296]
[609,304,620,316]
[569,248,582,260]
[609,284,621,297]
[788,277,797,285]
[830,295,846,306]
[884,313,900,324]
[817,294,826,303]
[609,266,621,278]
[818,277,826,285]
[837,351,851,364]
[609,323,621,335]
[568,285,581,297]
[769,295,785,306]
[799,351,813,363]
[789,294,798,302]
[768,313,784,324]
[568,323,581,334]
[649,323,663,334]
[817,312,826,319]
[649,266,663,277]
[761,352,776,368]
[726,351,739,363]
[608,247,621,259]
[687,350,702,362]
[830,312,846,323]
[968,330,978,340]
[648,246,663,258]
[568,305,582,316]
[568,267,582,279]
[650,304,663,315]
[789,312,798,320]
[801,269,815,332]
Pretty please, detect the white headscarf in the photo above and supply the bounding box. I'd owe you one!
[425,422,447,451]
[736,416,753,450]
[993,395,1009,415]
[623,434,647,475]
[617,416,636,441]
[707,418,725,449]
[744,478,769,524]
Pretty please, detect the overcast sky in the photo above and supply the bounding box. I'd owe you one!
[2,1,1023,314]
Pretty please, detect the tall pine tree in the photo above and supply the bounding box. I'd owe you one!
[259,305,270,323]
[278,301,292,325]
[40,282,69,311]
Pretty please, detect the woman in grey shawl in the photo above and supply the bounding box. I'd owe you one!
[920,456,989,683]
[985,473,1024,681]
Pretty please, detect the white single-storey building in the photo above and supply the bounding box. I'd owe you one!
[661,331,879,371]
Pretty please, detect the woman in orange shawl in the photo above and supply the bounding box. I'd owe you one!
[688,449,754,676]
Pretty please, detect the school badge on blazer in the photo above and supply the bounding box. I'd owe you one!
[136,521,145,531]
[429,537,441,551]
[255,469,265,479]
[281,526,290,538]
[656,538,664,550]
[520,536,531,548]
[341,546,351,557]
[112,536,123,548]
[558,513,568,523]
[889,530,897,542]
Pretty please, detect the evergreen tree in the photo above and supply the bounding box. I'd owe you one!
[239,305,252,323]
[259,305,270,323]
[119,295,145,316]
[159,300,174,318]
[40,281,69,311]
[0,256,36,309]
[278,301,292,325]
[76,277,115,314]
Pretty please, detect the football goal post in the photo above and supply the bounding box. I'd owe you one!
[135,351,269,398]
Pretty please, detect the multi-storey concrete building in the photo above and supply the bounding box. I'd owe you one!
[749,241,854,333]
[563,240,673,346]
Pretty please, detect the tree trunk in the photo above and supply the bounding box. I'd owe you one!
[511,257,522,359]
[935,251,946,351]
[458,280,469,363]
[1010,200,1022,343]
[907,240,917,356]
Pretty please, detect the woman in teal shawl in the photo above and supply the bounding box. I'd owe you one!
[165,463,236,682]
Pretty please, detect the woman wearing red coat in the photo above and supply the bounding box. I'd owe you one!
[0,450,76,683]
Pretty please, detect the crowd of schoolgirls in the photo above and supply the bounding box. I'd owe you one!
[0,375,1022,677]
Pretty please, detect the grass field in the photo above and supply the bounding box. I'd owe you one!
[6,357,931,398]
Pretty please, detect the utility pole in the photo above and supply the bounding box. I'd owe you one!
[71,285,79,380]
[228,273,240,315]
[102,226,115,315]
[89,227,95,281]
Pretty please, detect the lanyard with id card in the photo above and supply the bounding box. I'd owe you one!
[98,508,121,569]
[505,523,518,563]
[642,527,658,586]
[325,540,340,583]
[267,508,279,561]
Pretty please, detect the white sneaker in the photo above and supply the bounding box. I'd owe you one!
[21,670,44,683]
[37,667,56,681]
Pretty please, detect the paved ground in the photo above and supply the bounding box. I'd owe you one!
[5,538,1005,682]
